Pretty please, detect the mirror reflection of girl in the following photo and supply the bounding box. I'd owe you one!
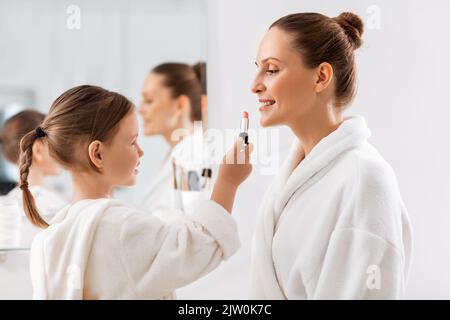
[0,110,67,248]
[138,62,210,217]
[19,85,252,300]
[250,12,412,299]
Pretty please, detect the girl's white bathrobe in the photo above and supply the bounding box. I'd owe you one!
[0,185,67,248]
[249,115,412,299]
[30,198,239,299]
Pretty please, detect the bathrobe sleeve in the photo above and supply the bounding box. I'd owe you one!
[311,162,409,300]
[118,199,240,298]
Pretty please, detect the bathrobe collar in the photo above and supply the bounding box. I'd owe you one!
[273,115,372,218]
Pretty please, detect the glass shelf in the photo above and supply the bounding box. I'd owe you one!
[0,247,30,252]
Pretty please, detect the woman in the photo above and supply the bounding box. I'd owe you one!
[249,12,412,299]
[20,85,252,299]
[0,110,67,248]
[138,62,211,218]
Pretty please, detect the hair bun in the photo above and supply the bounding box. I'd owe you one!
[333,12,364,49]
[192,62,207,94]
[192,62,206,80]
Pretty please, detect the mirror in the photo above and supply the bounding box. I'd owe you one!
[0,0,207,298]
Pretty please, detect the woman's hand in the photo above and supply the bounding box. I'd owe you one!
[211,138,253,213]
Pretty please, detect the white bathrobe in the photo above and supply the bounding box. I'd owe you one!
[30,198,239,299]
[249,115,412,300]
[0,185,68,248]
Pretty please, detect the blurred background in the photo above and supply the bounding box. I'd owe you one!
[0,0,208,298]
[0,0,207,202]
[1,0,450,299]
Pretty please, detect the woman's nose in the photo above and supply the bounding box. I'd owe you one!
[251,77,265,94]
[138,103,145,115]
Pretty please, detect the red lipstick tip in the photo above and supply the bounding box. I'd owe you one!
[242,111,249,119]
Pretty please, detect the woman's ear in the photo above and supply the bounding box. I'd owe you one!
[176,94,191,117]
[88,140,104,171]
[201,94,208,131]
[314,62,334,93]
[201,94,208,111]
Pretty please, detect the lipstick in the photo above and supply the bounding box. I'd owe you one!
[239,111,249,145]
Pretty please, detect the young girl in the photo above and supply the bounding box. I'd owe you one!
[19,85,252,299]
[0,110,67,248]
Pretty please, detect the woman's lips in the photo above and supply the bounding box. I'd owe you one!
[259,99,276,111]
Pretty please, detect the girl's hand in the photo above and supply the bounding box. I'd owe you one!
[211,138,253,214]
[218,138,253,187]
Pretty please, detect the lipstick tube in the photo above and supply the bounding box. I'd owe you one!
[239,111,249,145]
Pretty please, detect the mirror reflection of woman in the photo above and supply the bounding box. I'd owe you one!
[249,12,412,299]
[139,62,211,219]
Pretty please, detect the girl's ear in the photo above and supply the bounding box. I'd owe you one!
[88,140,103,170]
[314,62,334,93]
[32,139,44,163]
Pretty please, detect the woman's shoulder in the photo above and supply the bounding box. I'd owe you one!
[343,142,400,192]
[336,143,408,241]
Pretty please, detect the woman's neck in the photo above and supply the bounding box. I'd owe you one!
[164,122,194,149]
[70,171,113,203]
[290,103,343,157]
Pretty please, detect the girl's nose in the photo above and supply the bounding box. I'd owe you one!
[138,144,144,157]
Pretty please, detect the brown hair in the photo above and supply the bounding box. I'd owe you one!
[151,62,206,121]
[18,85,134,228]
[270,12,364,108]
[0,110,45,164]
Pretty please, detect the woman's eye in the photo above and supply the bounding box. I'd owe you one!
[265,69,279,75]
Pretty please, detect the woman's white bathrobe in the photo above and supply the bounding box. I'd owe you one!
[30,198,239,299]
[249,115,412,299]
[140,133,215,221]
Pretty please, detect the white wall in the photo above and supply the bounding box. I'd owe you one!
[178,0,450,299]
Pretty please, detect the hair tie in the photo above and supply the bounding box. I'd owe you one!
[19,180,29,190]
[35,127,46,138]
